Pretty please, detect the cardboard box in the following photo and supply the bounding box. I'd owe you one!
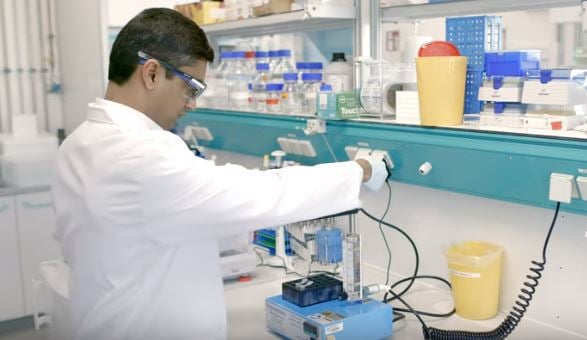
[175,2,225,26]
[252,0,292,17]
[317,91,364,120]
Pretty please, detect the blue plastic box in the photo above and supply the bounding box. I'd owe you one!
[485,51,540,77]
[446,15,502,70]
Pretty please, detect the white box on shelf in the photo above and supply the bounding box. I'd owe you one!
[523,114,585,131]
[480,112,525,128]
[0,134,59,157]
[11,115,38,137]
[395,91,420,124]
[1,153,57,188]
[478,86,523,102]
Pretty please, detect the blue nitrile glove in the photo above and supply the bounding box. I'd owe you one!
[362,155,389,191]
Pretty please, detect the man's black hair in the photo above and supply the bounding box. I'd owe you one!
[108,7,214,85]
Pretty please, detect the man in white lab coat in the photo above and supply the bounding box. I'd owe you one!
[52,7,388,340]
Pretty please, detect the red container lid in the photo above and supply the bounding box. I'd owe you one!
[418,41,461,57]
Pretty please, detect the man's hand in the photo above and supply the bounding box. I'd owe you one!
[355,154,390,191]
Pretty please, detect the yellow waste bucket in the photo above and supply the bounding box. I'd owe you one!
[444,241,503,320]
[416,56,467,126]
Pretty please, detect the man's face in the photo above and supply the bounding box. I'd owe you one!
[151,60,208,130]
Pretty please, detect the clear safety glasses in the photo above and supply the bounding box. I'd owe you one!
[137,51,207,102]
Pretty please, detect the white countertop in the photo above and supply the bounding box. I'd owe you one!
[223,262,587,340]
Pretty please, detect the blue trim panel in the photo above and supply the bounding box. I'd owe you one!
[178,109,587,215]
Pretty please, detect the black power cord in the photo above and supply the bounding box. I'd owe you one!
[363,178,563,339]
[360,178,456,321]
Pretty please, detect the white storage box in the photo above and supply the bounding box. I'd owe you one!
[0,133,59,157]
[0,153,56,188]
[12,114,38,137]
[396,90,420,124]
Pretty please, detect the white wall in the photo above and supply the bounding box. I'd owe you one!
[55,0,109,134]
[210,148,587,339]
[0,0,60,134]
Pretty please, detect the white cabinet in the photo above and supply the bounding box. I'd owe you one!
[0,196,25,320]
[15,191,61,315]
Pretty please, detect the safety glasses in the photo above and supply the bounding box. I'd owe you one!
[137,51,207,102]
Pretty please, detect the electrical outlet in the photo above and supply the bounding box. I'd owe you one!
[371,150,394,170]
[305,119,326,135]
[353,148,372,160]
[344,146,359,160]
[183,125,198,140]
[577,176,587,201]
[549,173,578,203]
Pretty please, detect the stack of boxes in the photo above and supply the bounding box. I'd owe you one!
[446,15,502,114]
[174,0,294,25]
[174,1,225,26]
[477,51,540,127]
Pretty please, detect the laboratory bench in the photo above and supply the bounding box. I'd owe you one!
[223,261,586,340]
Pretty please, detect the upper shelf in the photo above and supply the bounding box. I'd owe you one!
[201,4,355,38]
[381,0,579,22]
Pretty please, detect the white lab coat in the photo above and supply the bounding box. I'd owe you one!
[52,98,364,340]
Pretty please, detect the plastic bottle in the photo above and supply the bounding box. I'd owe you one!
[226,51,251,110]
[324,52,353,92]
[265,83,284,113]
[272,49,296,84]
[255,51,269,64]
[300,73,322,115]
[244,51,256,74]
[268,50,280,73]
[320,83,333,92]
[307,62,323,74]
[215,51,232,79]
[316,227,343,264]
[317,83,333,115]
[251,63,271,112]
[247,83,253,109]
[296,62,309,85]
[281,73,301,114]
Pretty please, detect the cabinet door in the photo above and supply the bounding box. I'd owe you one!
[0,195,25,321]
[16,192,62,315]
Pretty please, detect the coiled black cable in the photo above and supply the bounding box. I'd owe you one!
[424,201,561,340]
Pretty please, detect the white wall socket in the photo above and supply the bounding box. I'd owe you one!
[577,176,587,201]
[305,119,326,135]
[549,173,578,203]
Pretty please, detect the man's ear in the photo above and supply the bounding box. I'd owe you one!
[140,59,161,90]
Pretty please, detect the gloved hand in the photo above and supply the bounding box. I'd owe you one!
[361,155,389,191]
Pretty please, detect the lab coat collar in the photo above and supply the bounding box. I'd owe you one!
[88,98,163,132]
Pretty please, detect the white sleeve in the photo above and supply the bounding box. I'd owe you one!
[140,133,363,245]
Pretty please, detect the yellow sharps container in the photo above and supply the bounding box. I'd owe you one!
[444,241,503,320]
[416,56,467,126]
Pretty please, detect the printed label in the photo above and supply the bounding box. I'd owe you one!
[449,270,481,278]
[308,311,345,325]
[266,302,306,338]
[325,75,351,93]
[325,322,344,335]
[319,94,328,109]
